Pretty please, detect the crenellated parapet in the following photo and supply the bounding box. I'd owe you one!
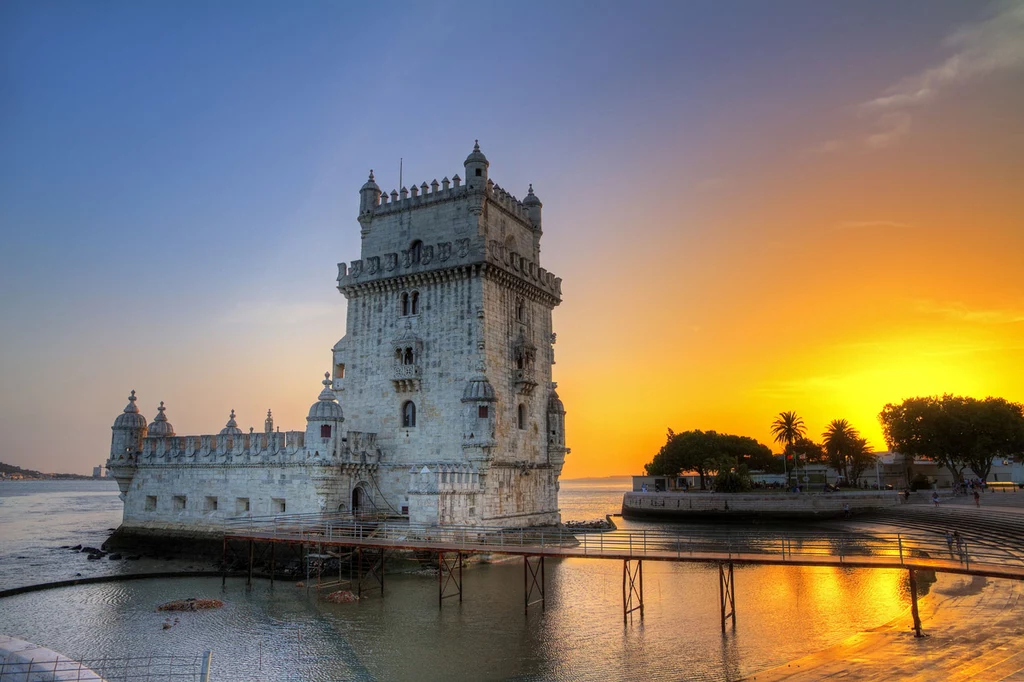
[486,240,562,300]
[137,431,311,465]
[337,238,476,290]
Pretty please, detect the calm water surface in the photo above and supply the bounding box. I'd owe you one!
[0,479,913,681]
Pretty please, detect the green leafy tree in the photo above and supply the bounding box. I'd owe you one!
[822,419,876,482]
[771,411,806,483]
[645,429,774,490]
[786,437,826,464]
[880,395,1024,481]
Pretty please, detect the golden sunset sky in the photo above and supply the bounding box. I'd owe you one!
[1,1,1022,476]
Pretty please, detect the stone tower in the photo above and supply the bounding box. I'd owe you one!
[335,142,568,526]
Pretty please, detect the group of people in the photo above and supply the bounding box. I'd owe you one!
[945,529,968,562]
[931,489,982,507]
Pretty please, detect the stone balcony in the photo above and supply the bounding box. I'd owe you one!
[393,363,422,392]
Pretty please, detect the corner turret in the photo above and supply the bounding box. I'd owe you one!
[463,140,489,190]
[305,372,345,458]
[523,184,542,230]
[107,390,148,500]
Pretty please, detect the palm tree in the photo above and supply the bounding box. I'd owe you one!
[822,419,859,481]
[771,411,806,486]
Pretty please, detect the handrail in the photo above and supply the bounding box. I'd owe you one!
[221,515,1024,573]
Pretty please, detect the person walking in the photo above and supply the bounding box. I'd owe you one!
[974,490,980,507]
[945,530,955,557]
[932,491,940,507]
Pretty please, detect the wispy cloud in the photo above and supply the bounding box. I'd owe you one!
[832,219,911,231]
[812,1,1024,153]
[861,1,1024,114]
[914,299,1024,325]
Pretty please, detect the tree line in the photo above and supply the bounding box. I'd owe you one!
[643,395,1024,489]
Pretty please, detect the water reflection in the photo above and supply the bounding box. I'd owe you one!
[0,560,910,681]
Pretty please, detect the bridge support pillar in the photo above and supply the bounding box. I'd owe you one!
[623,559,643,623]
[246,540,254,589]
[356,547,385,598]
[908,569,922,637]
[221,537,227,588]
[525,555,545,614]
[438,552,463,607]
[719,562,735,632]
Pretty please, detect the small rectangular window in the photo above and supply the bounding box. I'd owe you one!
[236,497,250,514]
[145,496,157,511]
[205,496,218,512]
[335,363,345,379]
[172,495,186,511]
[478,405,489,418]
[321,424,332,438]
[272,498,286,514]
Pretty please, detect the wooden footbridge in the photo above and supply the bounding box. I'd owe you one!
[223,514,1024,635]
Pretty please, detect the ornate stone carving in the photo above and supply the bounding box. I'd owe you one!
[367,256,380,275]
[456,238,470,258]
[350,260,363,277]
[420,245,433,265]
[438,242,451,262]
[385,253,398,271]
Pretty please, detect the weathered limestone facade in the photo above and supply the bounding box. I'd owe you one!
[106,143,569,534]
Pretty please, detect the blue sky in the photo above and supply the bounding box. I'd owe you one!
[2,1,1021,474]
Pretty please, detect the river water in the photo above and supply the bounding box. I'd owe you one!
[0,479,914,681]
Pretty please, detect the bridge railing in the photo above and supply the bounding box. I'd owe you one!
[222,515,1022,572]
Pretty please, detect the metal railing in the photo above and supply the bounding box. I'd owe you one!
[0,652,212,682]
[223,514,1024,574]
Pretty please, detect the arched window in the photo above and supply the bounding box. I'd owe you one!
[517,403,526,430]
[411,291,419,315]
[402,401,417,428]
[410,240,422,265]
[516,299,525,322]
[401,293,410,316]
[403,347,414,365]
[516,352,524,370]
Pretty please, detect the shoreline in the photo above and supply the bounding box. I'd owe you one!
[743,572,1024,680]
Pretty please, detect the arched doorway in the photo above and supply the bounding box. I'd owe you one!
[352,485,366,515]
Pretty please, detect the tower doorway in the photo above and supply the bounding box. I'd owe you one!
[352,485,367,515]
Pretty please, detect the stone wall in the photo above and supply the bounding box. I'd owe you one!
[622,491,900,519]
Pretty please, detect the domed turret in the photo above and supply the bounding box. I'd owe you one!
[359,169,381,214]
[264,409,274,434]
[220,409,243,436]
[523,183,542,229]
[147,401,175,437]
[113,390,147,430]
[307,372,344,421]
[463,140,489,189]
[107,390,148,498]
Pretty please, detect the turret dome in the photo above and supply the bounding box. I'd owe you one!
[147,401,175,437]
[548,388,565,414]
[113,390,148,429]
[219,409,243,436]
[462,374,497,402]
[308,372,344,421]
[523,184,541,206]
[360,169,380,193]
[463,140,489,168]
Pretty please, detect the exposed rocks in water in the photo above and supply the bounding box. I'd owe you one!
[81,547,101,554]
[70,545,82,551]
[126,555,141,561]
[86,554,103,561]
[157,598,224,612]
[564,519,614,530]
[324,590,359,603]
[108,553,123,560]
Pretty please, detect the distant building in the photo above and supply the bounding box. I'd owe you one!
[106,143,569,535]
[92,466,103,479]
